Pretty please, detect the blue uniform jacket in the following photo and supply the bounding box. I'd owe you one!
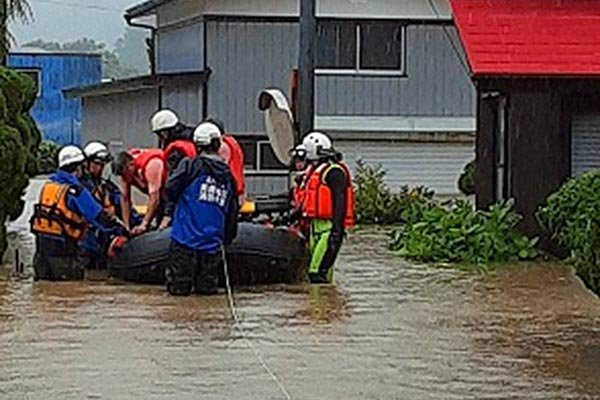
[166,154,239,253]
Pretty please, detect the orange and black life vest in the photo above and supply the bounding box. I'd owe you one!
[127,148,167,194]
[30,181,87,242]
[303,162,355,228]
[164,140,197,166]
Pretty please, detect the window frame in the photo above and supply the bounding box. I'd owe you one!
[238,137,289,175]
[315,20,407,77]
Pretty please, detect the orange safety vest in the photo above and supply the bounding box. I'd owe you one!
[303,162,355,228]
[30,181,87,242]
[222,135,246,197]
[164,140,197,167]
[128,149,167,194]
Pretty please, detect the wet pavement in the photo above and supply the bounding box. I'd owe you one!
[1,181,599,399]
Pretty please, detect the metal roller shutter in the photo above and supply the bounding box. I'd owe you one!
[571,114,600,178]
[335,140,474,195]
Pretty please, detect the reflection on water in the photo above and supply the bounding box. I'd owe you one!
[0,183,599,399]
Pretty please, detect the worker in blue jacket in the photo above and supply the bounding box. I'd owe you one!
[165,121,239,296]
[30,145,125,281]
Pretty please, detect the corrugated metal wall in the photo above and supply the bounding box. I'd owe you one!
[204,21,473,133]
[8,53,102,145]
[336,140,474,195]
[315,26,474,117]
[571,113,600,177]
[206,20,299,134]
[162,83,203,125]
[81,89,159,149]
[156,20,205,73]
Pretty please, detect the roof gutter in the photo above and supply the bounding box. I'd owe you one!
[124,14,157,75]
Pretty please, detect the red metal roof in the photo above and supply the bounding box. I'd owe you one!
[449,0,600,77]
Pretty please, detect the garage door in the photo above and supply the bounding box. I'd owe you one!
[336,140,474,195]
[572,113,600,178]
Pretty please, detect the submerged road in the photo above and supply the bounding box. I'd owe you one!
[0,180,599,399]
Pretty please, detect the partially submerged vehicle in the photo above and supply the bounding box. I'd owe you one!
[108,89,309,286]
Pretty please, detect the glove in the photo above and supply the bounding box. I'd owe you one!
[108,236,129,258]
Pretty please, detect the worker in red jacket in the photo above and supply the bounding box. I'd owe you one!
[111,148,167,235]
[150,109,196,172]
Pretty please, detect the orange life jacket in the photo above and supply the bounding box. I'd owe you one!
[164,140,197,166]
[222,135,246,196]
[303,162,355,228]
[128,149,167,194]
[30,182,87,242]
[291,164,314,210]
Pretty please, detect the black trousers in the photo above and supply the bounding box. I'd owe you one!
[33,236,84,281]
[165,241,222,296]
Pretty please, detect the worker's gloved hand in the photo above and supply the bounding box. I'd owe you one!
[108,236,129,258]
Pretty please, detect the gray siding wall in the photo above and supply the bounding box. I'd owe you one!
[315,26,474,117]
[162,83,203,125]
[157,20,204,74]
[206,21,299,135]
[204,21,473,135]
[81,89,159,149]
[246,175,289,197]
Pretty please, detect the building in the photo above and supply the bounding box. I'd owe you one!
[8,48,102,145]
[450,0,600,235]
[69,0,476,196]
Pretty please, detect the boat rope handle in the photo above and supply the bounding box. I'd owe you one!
[221,247,293,400]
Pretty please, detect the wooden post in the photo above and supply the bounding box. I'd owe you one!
[298,0,317,141]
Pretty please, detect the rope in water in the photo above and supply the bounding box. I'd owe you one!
[221,248,293,400]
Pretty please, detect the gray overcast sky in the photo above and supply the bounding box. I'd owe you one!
[11,0,141,46]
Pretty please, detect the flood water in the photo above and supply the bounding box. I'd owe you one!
[1,180,599,399]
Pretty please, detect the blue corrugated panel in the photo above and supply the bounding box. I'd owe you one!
[7,52,102,145]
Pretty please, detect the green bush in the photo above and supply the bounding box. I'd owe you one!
[354,160,433,225]
[537,172,600,294]
[0,67,42,260]
[37,141,59,174]
[458,160,475,196]
[389,199,538,265]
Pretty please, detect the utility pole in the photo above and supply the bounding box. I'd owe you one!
[298,0,316,140]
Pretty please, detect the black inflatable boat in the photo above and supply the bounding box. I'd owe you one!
[108,223,309,286]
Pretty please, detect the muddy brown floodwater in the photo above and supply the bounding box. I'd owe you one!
[1,180,600,399]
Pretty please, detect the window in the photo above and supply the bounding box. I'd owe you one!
[316,20,405,75]
[237,137,287,172]
[14,68,41,97]
[258,141,286,170]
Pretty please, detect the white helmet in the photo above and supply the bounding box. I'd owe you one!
[193,122,222,146]
[58,145,86,168]
[302,131,333,160]
[151,109,179,132]
[83,141,111,162]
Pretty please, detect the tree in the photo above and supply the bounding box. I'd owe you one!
[1,0,33,63]
[114,28,150,75]
[24,38,140,79]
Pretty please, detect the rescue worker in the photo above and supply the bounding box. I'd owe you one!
[165,122,239,296]
[82,141,142,227]
[150,109,195,229]
[111,148,167,235]
[301,132,355,284]
[285,144,311,233]
[150,109,195,172]
[30,145,124,281]
[80,141,114,269]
